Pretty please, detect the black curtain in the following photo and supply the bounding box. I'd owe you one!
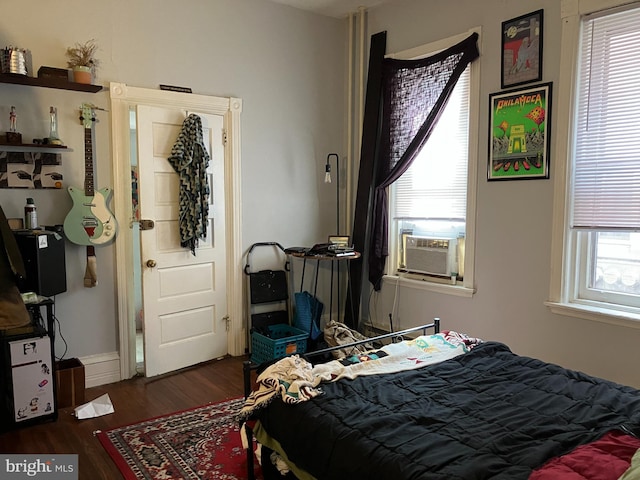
[345,31,387,328]
[369,32,480,289]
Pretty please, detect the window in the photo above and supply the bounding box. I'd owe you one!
[386,31,479,293]
[550,1,640,322]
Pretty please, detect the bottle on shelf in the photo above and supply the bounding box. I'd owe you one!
[48,106,63,145]
[24,198,38,230]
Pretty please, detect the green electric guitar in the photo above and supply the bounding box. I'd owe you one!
[63,104,117,246]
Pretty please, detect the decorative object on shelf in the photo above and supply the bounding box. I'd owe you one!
[501,10,543,89]
[71,66,91,85]
[47,107,62,145]
[5,106,22,144]
[0,46,31,75]
[488,82,552,181]
[37,66,69,81]
[65,39,99,84]
[9,106,16,132]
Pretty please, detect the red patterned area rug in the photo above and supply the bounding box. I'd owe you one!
[97,397,261,479]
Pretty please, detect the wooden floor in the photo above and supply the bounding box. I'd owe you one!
[0,355,251,480]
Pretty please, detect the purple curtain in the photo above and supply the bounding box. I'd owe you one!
[369,32,479,289]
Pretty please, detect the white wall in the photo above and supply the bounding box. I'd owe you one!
[366,0,640,388]
[0,0,346,362]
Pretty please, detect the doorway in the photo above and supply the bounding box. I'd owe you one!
[109,83,245,380]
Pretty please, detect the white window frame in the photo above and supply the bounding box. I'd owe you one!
[547,0,640,328]
[382,28,481,298]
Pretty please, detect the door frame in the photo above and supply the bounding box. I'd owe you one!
[109,82,244,380]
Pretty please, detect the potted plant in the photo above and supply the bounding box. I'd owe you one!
[65,39,100,84]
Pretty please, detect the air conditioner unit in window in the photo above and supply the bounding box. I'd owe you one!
[403,236,457,277]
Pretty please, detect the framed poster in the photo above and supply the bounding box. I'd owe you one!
[501,9,543,88]
[0,151,63,189]
[488,82,552,181]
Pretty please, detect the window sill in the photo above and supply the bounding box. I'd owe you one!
[383,274,475,297]
[545,301,640,329]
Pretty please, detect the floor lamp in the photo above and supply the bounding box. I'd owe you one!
[324,153,339,235]
[325,153,340,322]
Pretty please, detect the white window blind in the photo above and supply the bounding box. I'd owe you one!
[572,5,640,230]
[393,67,469,221]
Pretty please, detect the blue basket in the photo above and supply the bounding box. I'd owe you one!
[251,324,309,364]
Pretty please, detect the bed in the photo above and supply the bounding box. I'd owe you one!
[239,320,640,480]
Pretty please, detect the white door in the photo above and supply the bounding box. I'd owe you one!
[137,105,228,377]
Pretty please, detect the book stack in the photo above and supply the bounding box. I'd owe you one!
[330,246,356,257]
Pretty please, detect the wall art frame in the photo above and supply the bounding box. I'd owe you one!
[488,82,552,181]
[0,151,63,188]
[501,9,543,89]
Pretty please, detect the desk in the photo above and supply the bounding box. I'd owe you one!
[287,251,360,326]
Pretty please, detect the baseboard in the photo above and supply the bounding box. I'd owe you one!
[78,351,121,388]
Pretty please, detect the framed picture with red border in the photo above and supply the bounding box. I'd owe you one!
[501,9,543,89]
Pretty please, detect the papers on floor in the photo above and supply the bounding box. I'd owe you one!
[74,393,114,419]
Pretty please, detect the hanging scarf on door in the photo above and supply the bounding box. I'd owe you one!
[168,114,210,255]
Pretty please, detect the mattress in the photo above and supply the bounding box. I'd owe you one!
[253,341,640,480]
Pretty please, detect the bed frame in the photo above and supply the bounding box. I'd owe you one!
[241,318,441,480]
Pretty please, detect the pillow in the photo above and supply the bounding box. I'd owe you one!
[618,447,640,480]
[323,320,371,359]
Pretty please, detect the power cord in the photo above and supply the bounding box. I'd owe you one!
[391,275,401,332]
[51,298,68,361]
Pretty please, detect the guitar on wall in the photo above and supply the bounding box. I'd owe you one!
[63,103,118,246]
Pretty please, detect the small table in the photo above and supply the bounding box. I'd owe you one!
[287,251,361,326]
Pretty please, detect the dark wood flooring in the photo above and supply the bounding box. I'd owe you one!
[0,355,252,479]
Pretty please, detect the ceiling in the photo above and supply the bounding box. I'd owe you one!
[267,0,401,18]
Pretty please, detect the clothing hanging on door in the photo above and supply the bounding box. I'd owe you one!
[167,114,210,255]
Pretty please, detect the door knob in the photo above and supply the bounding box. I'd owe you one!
[146,259,157,268]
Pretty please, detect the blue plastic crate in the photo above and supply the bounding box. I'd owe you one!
[251,324,308,364]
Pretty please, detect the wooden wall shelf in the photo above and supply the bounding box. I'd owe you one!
[0,73,102,93]
[0,144,73,154]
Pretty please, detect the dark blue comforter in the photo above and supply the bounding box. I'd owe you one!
[257,342,640,479]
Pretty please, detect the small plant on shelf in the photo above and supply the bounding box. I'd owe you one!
[65,39,100,83]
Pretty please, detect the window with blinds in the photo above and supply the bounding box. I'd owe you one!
[390,66,469,278]
[570,3,640,306]
[572,5,640,230]
[393,67,469,223]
